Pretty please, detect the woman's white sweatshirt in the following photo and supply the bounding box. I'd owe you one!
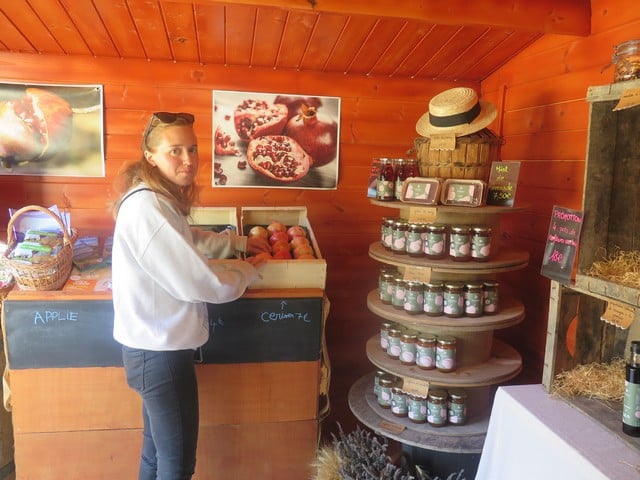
[112,187,259,351]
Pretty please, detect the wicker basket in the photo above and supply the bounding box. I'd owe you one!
[1,205,77,291]
[414,128,502,182]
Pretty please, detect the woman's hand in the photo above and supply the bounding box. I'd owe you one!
[246,236,270,255]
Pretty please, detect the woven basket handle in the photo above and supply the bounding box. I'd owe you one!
[6,205,72,248]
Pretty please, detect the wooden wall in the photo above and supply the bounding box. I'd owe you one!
[0,51,469,442]
[481,0,640,377]
[1,0,637,457]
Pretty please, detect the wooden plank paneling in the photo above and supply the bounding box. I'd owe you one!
[8,362,319,433]
[14,420,318,480]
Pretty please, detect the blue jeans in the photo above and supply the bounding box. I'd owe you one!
[122,346,199,480]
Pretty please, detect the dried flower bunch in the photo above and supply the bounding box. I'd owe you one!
[311,424,467,480]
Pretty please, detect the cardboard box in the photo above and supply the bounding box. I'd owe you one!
[241,207,326,290]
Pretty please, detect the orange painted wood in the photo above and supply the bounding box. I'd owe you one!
[93,0,147,59]
[162,2,200,63]
[201,0,590,36]
[195,3,227,64]
[13,419,317,479]
[8,361,319,433]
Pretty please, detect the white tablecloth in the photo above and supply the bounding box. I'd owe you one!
[476,384,640,479]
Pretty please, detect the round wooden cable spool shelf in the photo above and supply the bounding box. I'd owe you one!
[1,205,77,291]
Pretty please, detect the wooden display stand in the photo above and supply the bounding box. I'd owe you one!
[543,80,640,449]
[2,287,326,479]
[349,199,528,467]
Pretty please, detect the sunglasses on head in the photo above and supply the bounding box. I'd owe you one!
[141,112,195,150]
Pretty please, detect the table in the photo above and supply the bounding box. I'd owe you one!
[475,384,640,479]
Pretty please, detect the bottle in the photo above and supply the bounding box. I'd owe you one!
[394,159,408,200]
[376,158,396,201]
[623,340,640,436]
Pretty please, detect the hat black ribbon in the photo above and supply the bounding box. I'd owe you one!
[429,101,481,127]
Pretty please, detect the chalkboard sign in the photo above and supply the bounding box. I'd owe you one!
[3,299,122,369]
[541,205,584,286]
[487,161,521,206]
[199,296,323,364]
[3,295,324,369]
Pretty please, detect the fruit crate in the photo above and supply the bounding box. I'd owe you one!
[190,207,239,233]
[241,206,326,290]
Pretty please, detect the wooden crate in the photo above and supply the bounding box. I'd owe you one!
[190,207,238,232]
[241,207,327,289]
[544,81,640,395]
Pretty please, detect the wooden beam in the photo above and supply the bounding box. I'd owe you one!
[191,0,591,36]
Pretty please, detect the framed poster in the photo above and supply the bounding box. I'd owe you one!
[212,90,340,189]
[0,83,104,177]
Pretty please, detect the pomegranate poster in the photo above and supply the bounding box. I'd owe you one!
[0,83,104,177]
[213,90,339,189]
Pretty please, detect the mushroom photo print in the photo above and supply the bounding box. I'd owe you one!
[212,90,340,189]
[0,83,104,177]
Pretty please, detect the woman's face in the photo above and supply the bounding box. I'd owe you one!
[144,124,199,187]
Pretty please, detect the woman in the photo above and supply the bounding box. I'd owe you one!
[112,112,269,480]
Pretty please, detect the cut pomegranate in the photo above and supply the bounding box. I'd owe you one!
[246,135,311,183]
[214,126,241,156]
[233,99,288,141]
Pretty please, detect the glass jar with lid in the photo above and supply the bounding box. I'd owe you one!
[448,225,471,261]
[380,217,395,250]
[406,223,426,257]
[424,223,447,259]
[376,158,396,201]
[416,334,437,370]
[378,267,397,305]
[399,330,418,365]
[423,281,444,316]
[464,282,485,317]
[436,336,457,372]
[483,280,500,314]
[447,388,468,425]
[443,282,465,318]
[403,281,424,315]
[613,39,640,83]
[471,226,492,261]
[427,388,448,427]
[391,220,408,255]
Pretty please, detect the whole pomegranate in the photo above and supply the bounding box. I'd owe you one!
[234,99,288,141]
[274,95,323,120]
[246,135,311,183]
[285,105,338,166]
[0,88,73,168]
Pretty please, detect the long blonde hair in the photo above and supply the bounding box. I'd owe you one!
[113,116,199,218]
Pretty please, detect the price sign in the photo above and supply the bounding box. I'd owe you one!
[541,205,584,286]
[487,161,521,206]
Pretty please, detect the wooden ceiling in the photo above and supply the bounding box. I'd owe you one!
[0,0,590,82]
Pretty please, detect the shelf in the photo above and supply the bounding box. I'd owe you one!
[369,199,530,215]
[367,290,524,332]
[348,372,489,453]
[572,274,640,309]
[366,336,522,388]
[369,241,529,274]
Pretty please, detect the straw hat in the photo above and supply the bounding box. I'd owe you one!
[416,87,496,137]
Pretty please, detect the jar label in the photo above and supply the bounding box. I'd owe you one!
[391,392,408,415]
[465,291,483,316]
[449,234,471,258]
[444,292,464,315]
[392,230,407,252]
[448,402,467,424]
[406,231,423,254]
[424,291,444,314]
[436,347,456,370]
[484,290,499,313]
[471,235,491,259]
[377,180,395,199]
[407,398,427,421]
[378,386,392,407]
[380,330,390,350]
[424,232,446,256]
[400,341,417,364]
[623,380,640,427]
[428,401,447,425]
[387,337,401,358]
[416,345,435,368]
[404,289,423,313]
